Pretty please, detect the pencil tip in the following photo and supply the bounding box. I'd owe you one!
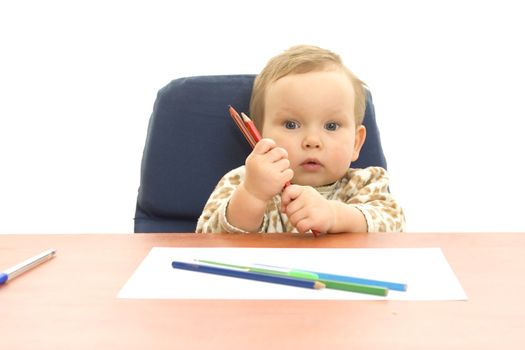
[314,281,326,290]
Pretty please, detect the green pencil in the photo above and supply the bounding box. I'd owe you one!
[319,279,388,296]
[196,259,388,297]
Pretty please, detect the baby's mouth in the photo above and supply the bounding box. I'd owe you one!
[300,159,323,171]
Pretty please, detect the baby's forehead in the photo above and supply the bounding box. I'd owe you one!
[265,76,355,114]
[267,70,354,96]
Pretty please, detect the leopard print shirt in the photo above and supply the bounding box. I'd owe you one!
[196,166,405,233]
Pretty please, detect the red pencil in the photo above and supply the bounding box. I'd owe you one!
[228,106,256,147]
[240,112,262,142]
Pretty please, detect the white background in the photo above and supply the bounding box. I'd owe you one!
[1,0,524,233]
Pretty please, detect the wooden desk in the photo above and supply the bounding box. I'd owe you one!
[1,233,524,349]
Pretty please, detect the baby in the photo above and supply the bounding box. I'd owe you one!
[197,45,405,234]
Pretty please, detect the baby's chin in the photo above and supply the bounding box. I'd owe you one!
[292,173,340,187]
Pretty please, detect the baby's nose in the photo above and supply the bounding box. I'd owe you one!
[302,135,321,149]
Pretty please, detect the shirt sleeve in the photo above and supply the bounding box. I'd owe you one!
[196,167,269,233]
[343,167,406,232]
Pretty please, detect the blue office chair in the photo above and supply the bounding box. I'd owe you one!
[134,75,387,233]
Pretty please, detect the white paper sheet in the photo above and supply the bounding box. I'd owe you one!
[117,247,467,300]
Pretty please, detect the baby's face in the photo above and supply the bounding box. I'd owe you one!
[262,69,363,187]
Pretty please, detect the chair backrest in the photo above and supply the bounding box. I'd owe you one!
[134,75,387,233]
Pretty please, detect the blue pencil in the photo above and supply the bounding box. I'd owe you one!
[172,261,325,290]
[254,263,407,292]
[308,271,407,292]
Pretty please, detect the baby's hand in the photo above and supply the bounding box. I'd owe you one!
[243,138,294,203]
[281,184,335,234]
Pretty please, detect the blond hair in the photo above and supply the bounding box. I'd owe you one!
[249,45,366,130]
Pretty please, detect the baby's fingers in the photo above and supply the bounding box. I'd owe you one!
[252,138,276,155]
[280,184,301,211]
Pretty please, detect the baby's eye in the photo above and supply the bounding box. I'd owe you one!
[325,122,340,131]
[284,120,299,129]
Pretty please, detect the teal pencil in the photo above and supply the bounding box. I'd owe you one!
[254,263,407,292]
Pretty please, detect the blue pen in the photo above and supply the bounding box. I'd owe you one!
[172,261,325,290]
[0,249,56,285]
[254,263,407,292]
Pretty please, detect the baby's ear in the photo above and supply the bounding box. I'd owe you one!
[352,125,367,161]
